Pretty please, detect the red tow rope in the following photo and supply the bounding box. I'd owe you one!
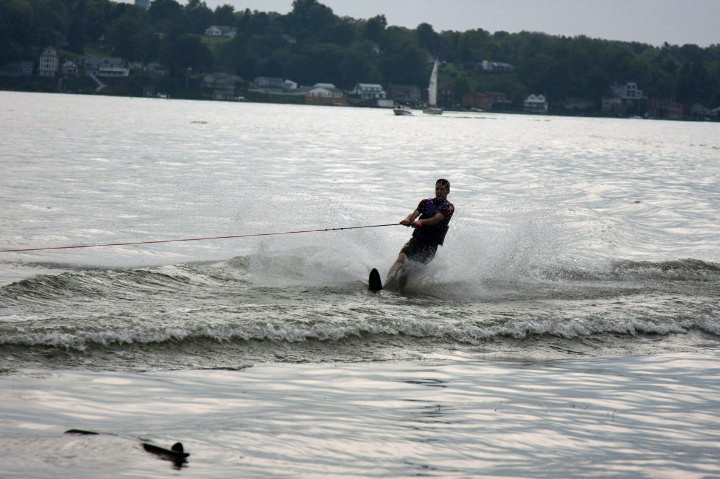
[0,223,400,253]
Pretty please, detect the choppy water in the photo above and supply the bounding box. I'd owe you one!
[3,353,720,479]
[1,255,719,371]
[1,91,719,477]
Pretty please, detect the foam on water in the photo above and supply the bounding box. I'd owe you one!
[1,246,718,370]
[1,92,719,369]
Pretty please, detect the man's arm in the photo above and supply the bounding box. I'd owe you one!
[414,212,445,227]
[400,209,420,226]
[401,210,446,228]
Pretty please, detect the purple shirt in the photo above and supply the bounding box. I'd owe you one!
[412,198,454,245]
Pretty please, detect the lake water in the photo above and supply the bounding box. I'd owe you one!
[1,91,719,478]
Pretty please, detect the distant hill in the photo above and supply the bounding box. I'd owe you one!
[1,0,718,117]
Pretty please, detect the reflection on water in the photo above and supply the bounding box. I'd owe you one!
[1,352,719,478]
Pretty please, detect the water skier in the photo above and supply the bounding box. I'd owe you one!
[387,179,454,289]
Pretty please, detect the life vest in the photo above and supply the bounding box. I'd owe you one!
[412,198,454,245]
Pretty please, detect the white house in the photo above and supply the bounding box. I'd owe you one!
[481,60,516,73]
[352,83,386,99]
[203,73,242,100]
[306,83,344,98]
[611,82,645,100]
[205,25,237,38]
[61,60,78,75]
[38,47,58,77]
[252,77,300,94]
[97,66,129,77]
[524,94,548,113]
[83,57,127,75]
[253,76,284,92]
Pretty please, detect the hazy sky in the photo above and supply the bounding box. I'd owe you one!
[199,0,718,47]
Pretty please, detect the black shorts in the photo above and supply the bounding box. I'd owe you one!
[400,237,439,264]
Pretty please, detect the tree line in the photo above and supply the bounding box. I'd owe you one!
[1,0,719,109]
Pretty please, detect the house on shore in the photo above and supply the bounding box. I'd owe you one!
[611,82,645,101]
[253,76,298,94]
[203,73,243,100]
[462,92,510,111]
[301,83,347,105]
[205,25,237,38]
[436,82,454,109]
[689,102,715,120]
[82,57,129,78]
[563,97,594,112]
[387,84,421,105]
[524,94,548,113]
[351,83,386,100]
[480,60,516,74]
[647,99,684,120]
[0,61,33,77]
[603,81,645,115]
[61,60,78,76]
[38,47,59,77]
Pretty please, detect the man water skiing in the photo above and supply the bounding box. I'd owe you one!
[387,178,454,289]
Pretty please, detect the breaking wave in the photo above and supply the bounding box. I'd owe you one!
[1,255,719,369]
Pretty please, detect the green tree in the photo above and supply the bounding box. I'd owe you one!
[149,0,187,31]
[360,14,385,43]
[161,33,213,74]
[0,0,35,61]
[288,0,335,36]
[84,0,109,41]
[416,22,439,55]
[185,0,213,34]
[237,9,279,36]
[339,40,381,87]
[248,34,287,59]
[33,0,69,48]
[259,47,289,77]
[319,18,355,46]
[437,30,461,63]
[380,27,427,85]
[107,8,155,61]
[65,0,85,53]
[213,4,235,26]
[217,31,251,74]
[286,42,345,85]
[676,60,712,103]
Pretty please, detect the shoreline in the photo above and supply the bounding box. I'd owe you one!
[2,87,716,123]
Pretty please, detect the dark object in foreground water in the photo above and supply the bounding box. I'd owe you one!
[369,268,383,291]
[65,429,189,466]
[143,442,190,464]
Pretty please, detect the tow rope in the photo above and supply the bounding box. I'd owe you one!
[0,223,400,253]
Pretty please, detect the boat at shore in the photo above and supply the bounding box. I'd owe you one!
[393,105,413,115]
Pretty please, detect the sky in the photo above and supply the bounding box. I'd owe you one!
[197,0,719,47]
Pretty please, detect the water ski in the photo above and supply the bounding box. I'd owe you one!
[368,268,383,291]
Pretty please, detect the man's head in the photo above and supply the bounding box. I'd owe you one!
[435,178,450,200]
